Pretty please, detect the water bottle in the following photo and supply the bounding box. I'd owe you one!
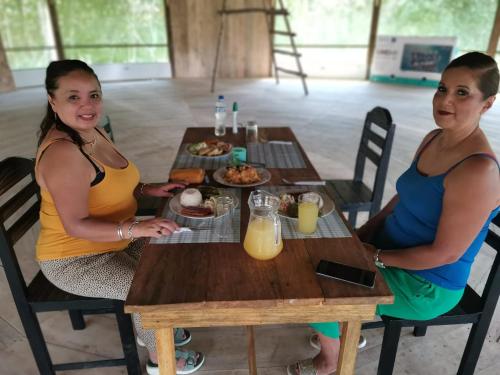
[214,95,227,136]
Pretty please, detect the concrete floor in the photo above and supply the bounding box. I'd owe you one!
[0,77,499,374]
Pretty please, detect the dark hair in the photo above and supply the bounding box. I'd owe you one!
[444,52,499,100]
[38,59,101,146]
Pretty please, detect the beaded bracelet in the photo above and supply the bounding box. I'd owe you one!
[127,220,140,241]
[117,221,124,240]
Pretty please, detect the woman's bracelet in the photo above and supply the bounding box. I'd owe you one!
[117,221,124,240]
[127,220,140,241]
[139,183,148,196]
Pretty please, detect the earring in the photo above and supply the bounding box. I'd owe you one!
[54,112,58,121]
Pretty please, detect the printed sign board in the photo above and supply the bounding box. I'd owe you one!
[370,36,456,86]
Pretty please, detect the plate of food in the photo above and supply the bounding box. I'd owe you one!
[169,186,239,219]
[186,140,232,158]
[213,165,271,188]
[278,191,334,219]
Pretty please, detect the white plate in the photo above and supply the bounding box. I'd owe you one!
[213,167,272,188]
[278,191,334,220]
[185,143,233,158]
[169,191,239,220]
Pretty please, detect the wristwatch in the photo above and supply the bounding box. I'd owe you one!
[373,248,386,269]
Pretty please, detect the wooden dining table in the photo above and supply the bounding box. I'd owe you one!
[125,127,393,375]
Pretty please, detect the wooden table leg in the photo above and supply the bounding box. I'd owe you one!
[337,320,362,375]
[156,328,176,375]
[246,326,257,375]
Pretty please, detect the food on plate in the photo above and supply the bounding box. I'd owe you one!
[180,206,213,217]
[180,188,203,207]
[169,168,205,184]
[178,186,221,217]
[224,164,261,184]
[278,191,323,218]
[188,140,232,157]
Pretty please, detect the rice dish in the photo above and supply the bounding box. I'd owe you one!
[180,188,203,207]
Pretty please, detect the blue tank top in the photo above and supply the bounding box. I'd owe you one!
[374,132,500,290]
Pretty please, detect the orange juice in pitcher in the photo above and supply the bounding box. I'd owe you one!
[244,190,283,260]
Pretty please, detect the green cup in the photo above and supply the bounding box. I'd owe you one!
[232,147,247,165]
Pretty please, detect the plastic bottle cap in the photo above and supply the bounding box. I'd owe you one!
[218,95,224,100]
[232,102,238,111]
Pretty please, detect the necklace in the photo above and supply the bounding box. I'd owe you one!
[82,134,97,155]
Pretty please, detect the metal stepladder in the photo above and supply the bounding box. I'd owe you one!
[210,0,308,95]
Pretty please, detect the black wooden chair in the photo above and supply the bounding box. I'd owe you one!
[326,107,395,228]
[362,214,500,375]
[101,114,115,142]
[0,157,141,374]
[100,116,159,216]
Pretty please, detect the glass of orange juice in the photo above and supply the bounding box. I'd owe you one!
[298,193,320,234]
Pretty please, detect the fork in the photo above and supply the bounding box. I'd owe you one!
[281,178,326,186]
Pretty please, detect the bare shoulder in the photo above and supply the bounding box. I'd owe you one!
[37,139,91,188]
[414,129,441,157]
[445,154,500,204]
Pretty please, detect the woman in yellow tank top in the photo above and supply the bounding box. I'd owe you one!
[35,60,204,375]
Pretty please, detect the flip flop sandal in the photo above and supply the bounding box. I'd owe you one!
[286,358,317,375]
[309,333,367,350]
[174,327,192,346]
[146,349,205,375]
[137,328,192,348]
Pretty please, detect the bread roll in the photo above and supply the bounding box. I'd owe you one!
[169,168,205,184]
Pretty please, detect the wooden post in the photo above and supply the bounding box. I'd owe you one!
[365,0,382,80]
[47,0,65,60]
[163,0,176,78]
[487,0,500,57]
[0,32,15,92]
[246,326,258,375]
[156,328,177,375]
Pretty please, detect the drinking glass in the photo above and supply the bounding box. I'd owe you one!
[246,121,259,143]
[214,196,235,239]
[298,193,320,234]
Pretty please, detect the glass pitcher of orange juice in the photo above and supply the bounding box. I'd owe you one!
[243,190,283,260]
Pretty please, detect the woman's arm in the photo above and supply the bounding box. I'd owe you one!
[39,142,178,242]
[376,157,499,270]
[134,182,185,199]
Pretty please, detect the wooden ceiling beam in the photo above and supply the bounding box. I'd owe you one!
[487,0,500,57]
[0,33,16,92]
[47,0,65,60]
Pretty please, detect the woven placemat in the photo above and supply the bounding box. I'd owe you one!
[172,144,232,169]
[247,142,307,168]
[260,186,351,239]
[150,188,241,244]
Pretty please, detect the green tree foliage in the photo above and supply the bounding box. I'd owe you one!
[0,0,56,69]
[376,0,496,51]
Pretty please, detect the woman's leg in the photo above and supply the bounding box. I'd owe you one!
[38,241,157,358]
[313,333,340,375]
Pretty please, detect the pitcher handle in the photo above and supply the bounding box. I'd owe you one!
[273,216,281,246]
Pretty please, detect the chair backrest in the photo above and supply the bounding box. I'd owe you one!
[0,157,40,305]
[480,214,500,312]
[101,115,114,142]
[353,107,396,207]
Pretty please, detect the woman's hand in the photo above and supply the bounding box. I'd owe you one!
[126,217,180,239]
[142,182,186,198]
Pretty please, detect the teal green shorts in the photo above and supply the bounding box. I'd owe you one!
[310,267,464,339]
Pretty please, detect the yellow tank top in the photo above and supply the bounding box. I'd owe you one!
[35,136,140,261]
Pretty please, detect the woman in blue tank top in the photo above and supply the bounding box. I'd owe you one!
[288,52,500,375]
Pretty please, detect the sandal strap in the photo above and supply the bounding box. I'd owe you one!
[296,359,317,375]
[175,349,200,370]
